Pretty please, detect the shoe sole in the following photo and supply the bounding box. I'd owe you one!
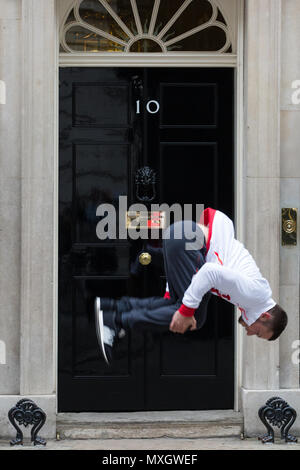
[94,297,109,365]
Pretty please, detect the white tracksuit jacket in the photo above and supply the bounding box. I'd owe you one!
[178,208,276,326]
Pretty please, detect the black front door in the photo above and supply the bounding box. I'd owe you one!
[58,67,234,412]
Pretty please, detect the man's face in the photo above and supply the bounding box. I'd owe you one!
[238,314,273,340]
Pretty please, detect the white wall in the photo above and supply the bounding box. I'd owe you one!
[0,0,22,394]
[280,0,300,389]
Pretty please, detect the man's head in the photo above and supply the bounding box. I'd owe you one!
[238,304,288,341]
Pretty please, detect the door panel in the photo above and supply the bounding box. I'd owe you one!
[74,142,129,244]
[73,83,130,127]
[160,143,217,205]
[58,67,234,411]
[146,68,233,409]
[160,83,217,127]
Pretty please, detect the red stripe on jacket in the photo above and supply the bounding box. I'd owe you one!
[199,207,216,255]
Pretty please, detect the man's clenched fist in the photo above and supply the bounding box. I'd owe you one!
[169,310,197,334]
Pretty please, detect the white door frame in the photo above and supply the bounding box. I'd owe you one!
[55,0,245,412]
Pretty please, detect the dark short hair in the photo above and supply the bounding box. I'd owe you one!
[267,304,288,341]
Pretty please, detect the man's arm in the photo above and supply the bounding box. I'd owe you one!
[170,263,219,333]
[181,262,259,313]
[180,263,227,315]
[170,263,260,333]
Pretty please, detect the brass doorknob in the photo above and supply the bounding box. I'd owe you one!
[139,252,152,265]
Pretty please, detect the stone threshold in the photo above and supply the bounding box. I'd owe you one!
[56,410,243,440]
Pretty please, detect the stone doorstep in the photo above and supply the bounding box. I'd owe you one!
[56,411,243,440]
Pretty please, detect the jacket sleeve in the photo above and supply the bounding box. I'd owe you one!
[179,262,261,317]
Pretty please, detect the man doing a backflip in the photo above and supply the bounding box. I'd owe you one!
[94,208,288,365]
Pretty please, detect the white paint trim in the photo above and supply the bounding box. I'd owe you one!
[148,0,160,36]
[126,34,167,53]
[54,0,60,401]
[234,0,244,413]
[55,0,243,413]
[59,52,237,67]
[130,0,143,35]
[213,0,237,54]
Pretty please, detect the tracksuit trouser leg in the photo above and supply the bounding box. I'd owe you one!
[120,221,211,332]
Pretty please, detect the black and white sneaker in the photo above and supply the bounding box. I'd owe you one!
[94,297,125,365]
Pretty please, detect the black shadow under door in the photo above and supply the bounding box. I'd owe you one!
[58,67,234,412]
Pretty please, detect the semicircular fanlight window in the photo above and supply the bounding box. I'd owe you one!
[61,0,232,53]
[79,0,130,41]
[106,0,138,35]
[136,0,155,33]
[154,0,186,36]
[130,38,163,52]
[65,25,125,52]
[166,26,227,52]
[161,0,213,43]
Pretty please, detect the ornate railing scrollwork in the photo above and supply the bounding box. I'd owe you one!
[258,396,298,444]
[8,399,47,446]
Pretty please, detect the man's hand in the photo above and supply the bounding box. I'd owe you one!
[169,310,197,334]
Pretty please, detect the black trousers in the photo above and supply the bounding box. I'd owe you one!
[119,221,211,332]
